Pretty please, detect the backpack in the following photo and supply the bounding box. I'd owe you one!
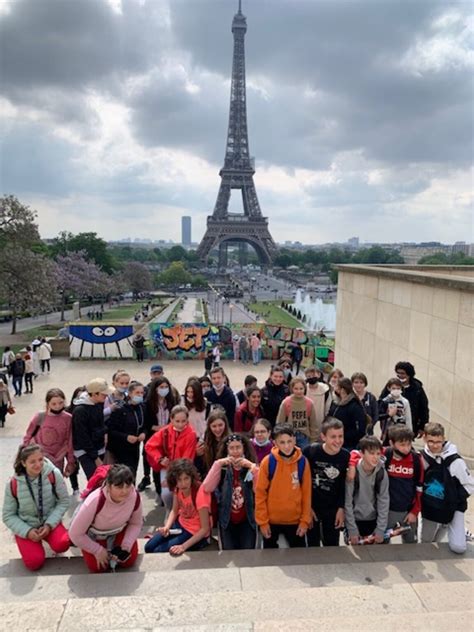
[30,412,46,439]
[422,452,467,524]
[283,396,312,420]
[73,464,141,526]
[353,466,385,500]
[10,471,57,504]
[268,452,306,485]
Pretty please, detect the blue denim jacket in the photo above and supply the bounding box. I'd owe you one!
[215,466,256,530]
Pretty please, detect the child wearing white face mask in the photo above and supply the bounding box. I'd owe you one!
[106,382,146,476]
[378,378,412,445]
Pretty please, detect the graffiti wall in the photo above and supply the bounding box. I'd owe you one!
[69,322,335,370]
[69,324,136,359]
[149,322,335,370]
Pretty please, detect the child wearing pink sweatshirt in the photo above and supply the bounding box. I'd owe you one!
[23,388,75,476]
[68,464,143,573]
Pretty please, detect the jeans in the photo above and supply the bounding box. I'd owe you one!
[240,349,248,364]
[12,376,23,396]
[24,372,34,393]
[252,349,259,365]
[307,509,341,547]
[262,523,307,549]
[145,521,208,553]
[295,432,310,450]
[219,520,256,550]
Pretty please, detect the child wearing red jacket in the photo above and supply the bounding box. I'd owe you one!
[348,426,423,543]
[145,405,197,509]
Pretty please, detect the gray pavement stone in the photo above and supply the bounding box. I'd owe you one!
[56,585,425,630]
[0,600,66,632]
[254,611,473,632]
[411,580,474,612]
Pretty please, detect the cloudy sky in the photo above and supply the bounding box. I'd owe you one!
[0,0,472,245]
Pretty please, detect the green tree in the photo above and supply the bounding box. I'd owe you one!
[0,195,40,249]
[0,245,58,334]
[50,231,116,273]
[418,252,474,265]
[123,262,152,297]
[156,261,192,286]
[166,245,188,262]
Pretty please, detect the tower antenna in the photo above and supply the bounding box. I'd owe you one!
[238,0,242,14]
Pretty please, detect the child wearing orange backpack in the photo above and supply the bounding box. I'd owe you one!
[276,377,317,449]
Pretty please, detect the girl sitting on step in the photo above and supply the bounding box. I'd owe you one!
[68,464,143,573]
[2,444,70,571]
[145,458,211,555]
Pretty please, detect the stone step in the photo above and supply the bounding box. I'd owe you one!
[0,555,472,603]
[0,583,472,630]
[0,542,471,577]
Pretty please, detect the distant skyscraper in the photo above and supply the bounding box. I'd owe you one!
[182,216,192,246]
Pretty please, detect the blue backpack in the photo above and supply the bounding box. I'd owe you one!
[268,453,306,485]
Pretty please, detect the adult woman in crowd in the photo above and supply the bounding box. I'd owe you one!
[380,361,429,436]
[351,372,379,434]
[329,377,366,450]
[261,366,290,427]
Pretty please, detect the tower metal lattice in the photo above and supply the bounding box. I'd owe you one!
[197,1,277,267]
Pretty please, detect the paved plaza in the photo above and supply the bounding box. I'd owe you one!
[0,358,472,630]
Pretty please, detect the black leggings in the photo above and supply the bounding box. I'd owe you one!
[78,454,100,480]
[263,523,307,549]
[307,510,341,547]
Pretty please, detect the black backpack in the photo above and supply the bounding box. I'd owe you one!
[422,452,468,524]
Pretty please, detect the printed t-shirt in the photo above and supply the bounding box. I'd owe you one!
[176,486,211,536]
[230,467,247,524]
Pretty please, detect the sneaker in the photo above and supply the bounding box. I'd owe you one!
[466,530,473,542]
[137,476,151,492]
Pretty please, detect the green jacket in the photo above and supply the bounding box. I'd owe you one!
[2,458,69,538]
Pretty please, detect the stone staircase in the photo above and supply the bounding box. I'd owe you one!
[0,543,472,631]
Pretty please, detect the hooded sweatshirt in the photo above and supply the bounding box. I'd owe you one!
[68,486,143,555]
[255,446,311,529]
[306,382,332,437]
[23,410,75,472]
[261,379,290,426]
[344,459,390,538]
[72,392,107,459]
[329,393,367,450]
[234,400,264,434]
[2,458,69,538]
[145,423,197,472]
[421,441,474,498]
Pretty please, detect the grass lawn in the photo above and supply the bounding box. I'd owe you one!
[249,301,302,328]
[20,324,64,340]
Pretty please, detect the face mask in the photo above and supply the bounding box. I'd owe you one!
[158,387,169,398]
[306,377,318,385]
[131,395,143,404]
[330,380,338,389]
[278,447,296,458]
[283,369,291,377]
[393,447,408,458]
[390,389,402,399]
[50,408,64,415]
[254,437,271,447]
[213,383,225,393]
[398,377,407,384]
[116,387,128,394]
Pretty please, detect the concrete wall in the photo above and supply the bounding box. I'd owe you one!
[335,265,473,457]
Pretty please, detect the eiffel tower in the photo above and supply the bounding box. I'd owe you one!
[197,0,277,268]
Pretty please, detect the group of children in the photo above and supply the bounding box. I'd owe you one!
[2,361,472,574]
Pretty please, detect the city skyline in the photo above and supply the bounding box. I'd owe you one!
[1,0,472,245]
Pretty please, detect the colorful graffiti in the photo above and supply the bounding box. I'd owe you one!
[148,322,334,370]
[69,324,135,359]
[68,321,335,369]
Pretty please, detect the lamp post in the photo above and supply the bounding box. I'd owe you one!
[229,303,233,325]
